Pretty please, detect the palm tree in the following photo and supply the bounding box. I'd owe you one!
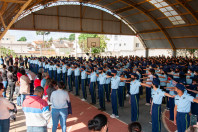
[36,31,50,56]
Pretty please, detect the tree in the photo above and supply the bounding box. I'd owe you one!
[0,46,16,56]
[17,36,27,41]
[186,49,197,57]
[69,34,75,41]
[78,34,108,54]
[59,37,68,40]
[36,31,50,55]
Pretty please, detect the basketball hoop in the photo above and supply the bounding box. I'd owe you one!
[87,37,100,48]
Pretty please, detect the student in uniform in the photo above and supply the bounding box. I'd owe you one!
[48,62,53,79]
[164,75,176,121]
[45,62,49,74]
[81,66,87,101]
[128,73,141,122]
[67,64,73,92]
[38,60,42,72]
[186,78,198,120]
[73,63,80,96]
[128,73,152,122]
[105,72,111,102]
[53,62,57,81]
[142,69,155,105]
[62,61,67,88]
[118,73,126,107]
[149,79,175,132]
[97,67,107,111]
[87,67,97,105]
[107,70,129,118]
[56,64,62,82]
[174,83,198,132]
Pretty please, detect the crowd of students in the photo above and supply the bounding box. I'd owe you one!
[0,55,198,132]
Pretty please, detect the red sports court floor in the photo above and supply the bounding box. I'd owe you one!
[10,93,128,132]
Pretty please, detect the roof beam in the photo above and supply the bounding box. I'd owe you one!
[103,0,120,7]
[175,0,198,23]
[114,6,134,14]
[0,15,6,28]
[137,29,161,34]
[120,0,176,50]
[0,0,27,3]
[0,0,33,40]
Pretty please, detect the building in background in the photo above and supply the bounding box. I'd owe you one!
[51,40,74,56]
[0,32,15,43]
[0,31,32,55]
[103,35,145,56]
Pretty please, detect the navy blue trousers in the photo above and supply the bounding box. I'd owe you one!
[62,73,67,88]
[75,76,80,95]
[105,84,110,102]
[169,97,175,121]
[68,76,72,91]
[44,68,47,73]
[152,103,161,132]
[131,94,139,122]
[146,87,151,104]
[97,81,99,97]
[99,84,105,109]
[57,73,61,82]
[90,82,96,104]
[118,86,125,107]
[166,90,170,108]
[176,112,190,132]
[87,78,90,86]
[53,70,57,81]
[126,83,130,94]
[111,89,118,116]
[191,102,198,116]
[81,79,87,99]
[49,70,53,79]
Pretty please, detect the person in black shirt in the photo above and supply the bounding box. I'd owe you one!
[7,66,16,101]
[25,56,28,69]
[2,65,8,98]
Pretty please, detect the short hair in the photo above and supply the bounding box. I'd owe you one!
[3,64,6,69]
[149,69,155,75]
[34,86,44,93]
[21,69,26,75]
[57,82,65,89]
[0,83,3,90]
[37,73,42,80]
[88,114,107,131]
[8,66,13,72]
[128,122,142,132]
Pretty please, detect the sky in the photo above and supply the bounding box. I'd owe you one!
[8,30,72,43]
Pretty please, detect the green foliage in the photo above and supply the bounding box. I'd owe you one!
[186,49,197,56]
[36,31,50,36]
[49,37,53,42]
[0,47,16,56]
[78,34,108,53]
[59,37,68,40]
[17,36,27,41]
[69,34,75,41]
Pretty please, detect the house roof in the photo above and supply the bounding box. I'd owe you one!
[53,44,68,48]
[33,41,44,45]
